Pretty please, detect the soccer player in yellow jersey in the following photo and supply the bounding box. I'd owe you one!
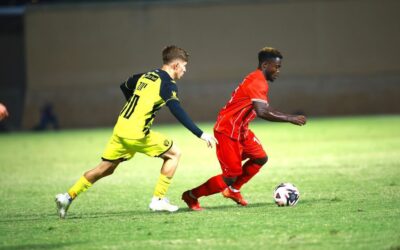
[55,45,217,218]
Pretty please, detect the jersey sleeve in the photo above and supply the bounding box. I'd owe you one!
[120,73,143,100]
[246,79,269,103]
[125,73,143,90]
[160,80,180,103]
[166,100,203,137]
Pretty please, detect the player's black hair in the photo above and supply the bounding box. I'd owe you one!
[258,47,283,67]
[162,45,189,64]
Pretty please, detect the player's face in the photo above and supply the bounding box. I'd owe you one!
[262,58,282,82]
[172,60,187,80]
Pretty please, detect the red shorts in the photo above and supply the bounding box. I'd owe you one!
[214,130,267,178]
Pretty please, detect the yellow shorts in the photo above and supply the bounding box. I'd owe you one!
[101,131,173,161]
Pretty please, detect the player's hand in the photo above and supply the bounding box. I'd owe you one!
[200,132,218,148]
[0,103,9,121]
[288,115,306,126]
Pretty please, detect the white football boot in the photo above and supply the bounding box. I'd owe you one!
[149,197,179,212]
[55,193,72,219]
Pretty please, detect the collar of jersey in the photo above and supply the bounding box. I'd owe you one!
[155,68,176,83]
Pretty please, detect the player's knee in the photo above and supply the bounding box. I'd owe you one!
[103,166,117,176]
[99,161,118,177]
[253,156,268,166]
[174,146,182,159]
[162,144,181,161]
[169,145,181,161]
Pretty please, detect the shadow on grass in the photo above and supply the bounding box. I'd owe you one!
[0,213,58,223]
[69,202,271,217]
[200,202,269,211]
[0,201,290,222]
[0,241,81,250]
[300,197,343,204]
[0,198,340,222]
[61,202,271,219]
[0,209,183,222]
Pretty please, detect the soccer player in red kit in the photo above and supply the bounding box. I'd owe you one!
[182,47,306,210]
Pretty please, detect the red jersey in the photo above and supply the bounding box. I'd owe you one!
[214,69,269,140]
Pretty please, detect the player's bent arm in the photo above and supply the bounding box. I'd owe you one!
[166,100,203,137]
[120,73,143,100]
[120,83,132,101]
[252,100,290,122]
[252,100,306,126]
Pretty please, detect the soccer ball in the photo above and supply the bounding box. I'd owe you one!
[273,183,300,206]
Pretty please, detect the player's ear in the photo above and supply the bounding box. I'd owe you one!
[171,61,179,70]
[261,61,269,70]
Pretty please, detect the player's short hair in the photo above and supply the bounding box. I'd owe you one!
[258,47,283,67]
[162,45,189,64]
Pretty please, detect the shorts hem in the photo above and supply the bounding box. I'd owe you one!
[155,141,174,157]
[101,157,127,162]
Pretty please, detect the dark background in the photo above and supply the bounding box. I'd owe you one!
[1,0,399,130]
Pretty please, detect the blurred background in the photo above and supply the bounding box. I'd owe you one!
[0,0,399,131]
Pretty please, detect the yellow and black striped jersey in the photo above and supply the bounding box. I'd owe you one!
[114,69,179,139]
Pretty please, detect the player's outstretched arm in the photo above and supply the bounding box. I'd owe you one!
[166,100,217,148]
[253,101,306,126]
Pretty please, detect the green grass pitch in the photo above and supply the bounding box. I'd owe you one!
[0,115,399,250]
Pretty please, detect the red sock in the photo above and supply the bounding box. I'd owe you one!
[191,174,227,198]
[231,160,262,190]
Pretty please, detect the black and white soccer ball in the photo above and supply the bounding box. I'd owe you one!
[273,183,300,206]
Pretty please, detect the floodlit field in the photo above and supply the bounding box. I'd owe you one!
[0,115,399,250]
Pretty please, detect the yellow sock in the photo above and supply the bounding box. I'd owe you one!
[67,176,92,199]
[153,174,172,198]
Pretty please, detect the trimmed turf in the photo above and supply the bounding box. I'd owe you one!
[0,115,399,249]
